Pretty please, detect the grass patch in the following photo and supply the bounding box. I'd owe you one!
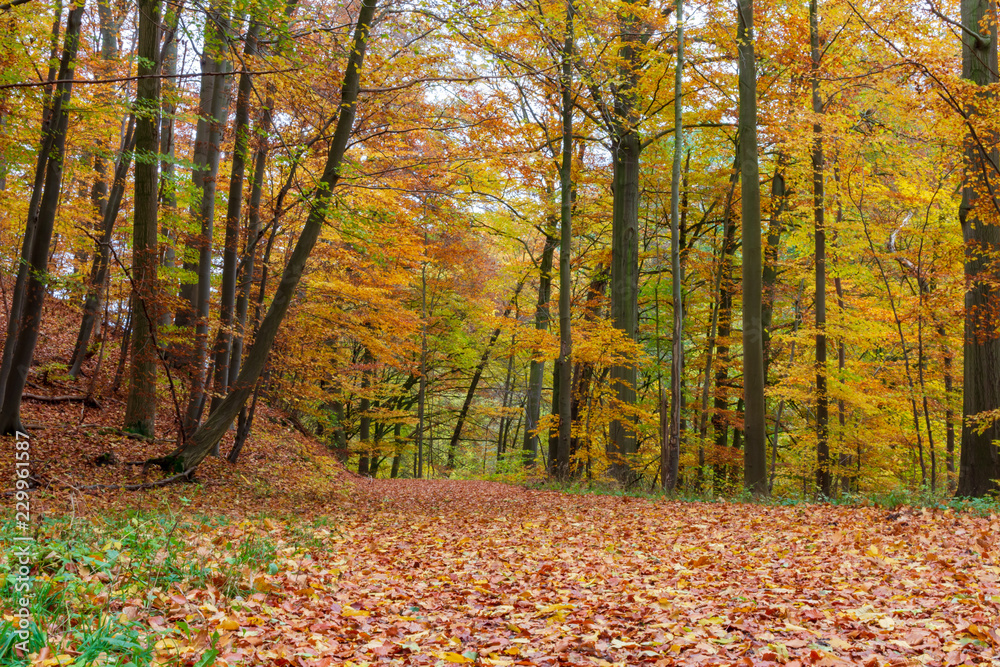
[0,507,289,666]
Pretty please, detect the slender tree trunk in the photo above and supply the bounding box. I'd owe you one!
[497,339,515,458]
[942,326,955,489]
[174,2,226,336]
[184,7,233,438]
[229,82,276,387]
[123,0,161,437]
[69,118,136,378]
[957,0,1000,497]
[810,0,831,498]
[769,281,804,493]
[762,153,787,382]
[358,359,372,477]
[416,239,428,478]
[713,207,737,482]
[158,5,181,327]
[211,20,262,413]
[556,0,574,479]
[0,2,84,434]
[698,166,738,490]
[162,0,379,471]
[448,283,524,469]
[662,0,684,491]
[523,227,556,464]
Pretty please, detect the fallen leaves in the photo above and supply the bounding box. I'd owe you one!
[9,480,1000,666]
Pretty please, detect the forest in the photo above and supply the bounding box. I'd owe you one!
[5,0,1000,660]
[2,0,998,499]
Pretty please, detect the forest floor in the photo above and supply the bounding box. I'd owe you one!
[3,465,1000,666]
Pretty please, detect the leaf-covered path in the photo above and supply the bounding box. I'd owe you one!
[200,480,1000,666]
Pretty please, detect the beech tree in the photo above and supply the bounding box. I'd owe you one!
[956,0,1000,497]
[123,0,160,437]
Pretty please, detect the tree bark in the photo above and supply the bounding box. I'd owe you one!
[184,6,233,439]
[523,228,556,465]
[555,0,574,479]
[0,0,65,406]
[810,0,831,498]
[607,4,643,485]
[957,0,1000,497]
[665,0,684,492]
[122,0,161,437]
[210,20,262,413]
[69,117,136,378]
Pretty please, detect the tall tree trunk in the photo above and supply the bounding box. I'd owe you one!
[523,228,556,464]
[739,0,765,497]
[416,235,429,478]
[665,0,684,492]
[184,7,232,439]
[161,0,379,471]
[698,167,738,491]
[211,20,262,413]
[762,153,788,383]
[555,0,574,479]
[607,4,643,485]
[957,0,1000,497]
[713,205,737,482]
[0,2,84,435]
[358,357,372,476]
[810,0,831,498]
[123,0,161,436]
[229,82,276,387]
[174,2,226,335]
[158,4,181,327]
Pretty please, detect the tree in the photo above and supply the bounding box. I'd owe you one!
[123,0,161,436]
[956,0,1000,497]
[737,0,765,494]
[810,0,831,497]
[663,0,683,491]
[555,0,574,479]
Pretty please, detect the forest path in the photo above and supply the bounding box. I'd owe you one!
[208,480,1000,666]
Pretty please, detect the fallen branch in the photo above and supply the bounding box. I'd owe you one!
[2,468,198,495]
[23,393,101,409]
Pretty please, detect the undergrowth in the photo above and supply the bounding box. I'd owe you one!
[0,506,294,667]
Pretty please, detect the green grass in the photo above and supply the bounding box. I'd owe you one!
[0,507,284,667]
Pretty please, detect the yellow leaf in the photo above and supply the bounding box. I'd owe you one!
[342,607,370,617]
[442,652,473,663]
[154,638,181,653]
[218,618,240,631]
